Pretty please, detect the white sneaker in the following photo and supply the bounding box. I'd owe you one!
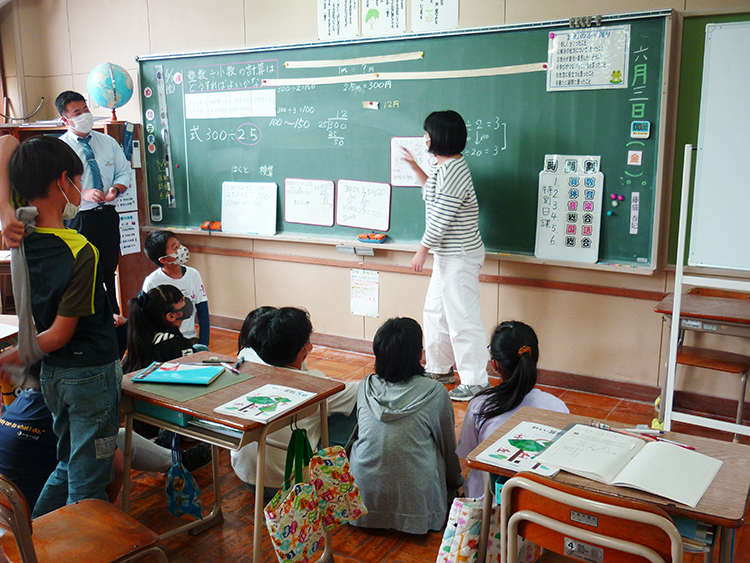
[448,383,490,401]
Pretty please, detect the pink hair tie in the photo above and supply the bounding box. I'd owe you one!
[518,345,532,357]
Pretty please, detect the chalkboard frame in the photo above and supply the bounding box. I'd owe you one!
[138,9,674,273]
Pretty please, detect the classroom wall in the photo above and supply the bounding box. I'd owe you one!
[2,0,750,406]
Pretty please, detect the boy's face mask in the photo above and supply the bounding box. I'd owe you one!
[172,297,193,320]
[164,244,190,265]
[58,177,83,220]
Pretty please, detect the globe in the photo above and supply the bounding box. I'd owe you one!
[87,62,134,120]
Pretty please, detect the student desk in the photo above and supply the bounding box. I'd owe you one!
[120,351,346,563]
[654,292,750,339]
[466,407,750,563]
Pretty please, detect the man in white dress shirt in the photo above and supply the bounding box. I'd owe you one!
[55,91,130,315]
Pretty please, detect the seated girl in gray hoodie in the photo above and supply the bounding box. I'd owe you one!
[349,317,464,534]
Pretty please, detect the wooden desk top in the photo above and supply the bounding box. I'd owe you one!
[122,351,346,432]
[466,407,750,528]
[655,293,750,326]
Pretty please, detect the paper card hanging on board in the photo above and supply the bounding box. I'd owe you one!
[284,178,335,226]
[390,136,434,187]
[336,179,391,232]
[534,155,604,264]
[547,25,631,92]
[222,181,277,235]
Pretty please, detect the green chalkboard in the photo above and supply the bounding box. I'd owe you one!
[138,13,668,266]
[669,11,750,265]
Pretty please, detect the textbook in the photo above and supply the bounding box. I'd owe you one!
[132,362,225,385]
[213,383,316,424]
[535,424,723,507]
[476,421,562,477]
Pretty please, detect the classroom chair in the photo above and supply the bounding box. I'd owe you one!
[0,473,168,563]
[499,472,683,563]
[674,288,750,442]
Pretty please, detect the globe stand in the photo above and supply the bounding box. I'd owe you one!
[110,107,118,122]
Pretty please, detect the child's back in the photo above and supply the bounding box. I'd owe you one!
[351,372,462,534]
[349,317,463,534]
[456,321,568,497]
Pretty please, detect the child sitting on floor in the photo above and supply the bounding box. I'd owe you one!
[456,321,568,497]
[349,317,463,534]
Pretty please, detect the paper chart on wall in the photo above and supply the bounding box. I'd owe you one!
[119,212,141,256]
[362,0,406,36]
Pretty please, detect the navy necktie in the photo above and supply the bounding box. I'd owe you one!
[77,135,104,193]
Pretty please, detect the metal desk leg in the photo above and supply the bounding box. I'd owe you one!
[253,424,273,563]
[122,414,134,514]
[718,525,733,563]
[477,475,493,563]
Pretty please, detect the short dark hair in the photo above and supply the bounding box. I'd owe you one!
[9,136,84,201]
[424,110,467,156]
[144,230,176,266]
[238,306,277,353]
[55,91,85,116]
[373,317,425,383]
[251,307,313,367]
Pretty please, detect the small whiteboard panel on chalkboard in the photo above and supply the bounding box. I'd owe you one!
[222,181,277,235]
[336,179,391,231]
[535,155,604,264]
[390,136,435,187]
[284,178,335,226]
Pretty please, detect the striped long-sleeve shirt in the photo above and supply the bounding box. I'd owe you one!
[421,156,483,255]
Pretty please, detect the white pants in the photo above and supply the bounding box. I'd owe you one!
[116,429,172,473]
[423,246,489,386]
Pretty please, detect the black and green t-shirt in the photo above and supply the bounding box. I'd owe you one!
[24,227,118,368]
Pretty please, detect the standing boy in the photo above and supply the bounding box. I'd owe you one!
[143,230,210,346]
[0,136,121,517]
[56,91,131,315]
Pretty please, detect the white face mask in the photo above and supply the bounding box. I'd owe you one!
[68,112,94,135]
[164,244,190,265]
[59,178,82,220]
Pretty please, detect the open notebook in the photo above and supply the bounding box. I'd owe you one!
[535,424,723,507]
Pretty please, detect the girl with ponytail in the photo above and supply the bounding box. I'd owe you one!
[456,321,568,497]
[122,284,196,374]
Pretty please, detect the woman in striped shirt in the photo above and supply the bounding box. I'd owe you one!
[402,110,490,401]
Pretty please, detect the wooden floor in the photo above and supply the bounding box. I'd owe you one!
[69,329,750,562]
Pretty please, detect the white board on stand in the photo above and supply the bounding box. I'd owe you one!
[284,178,335,226]
[336,179,391,231]
[221,181,277,235]
[534,155,604,264]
